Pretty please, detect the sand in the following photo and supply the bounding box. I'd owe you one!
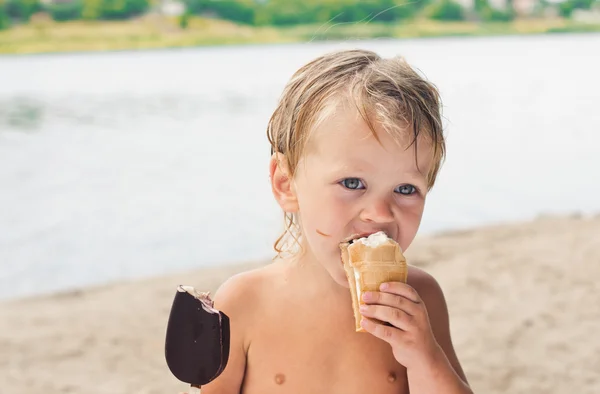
[1,214,599,394]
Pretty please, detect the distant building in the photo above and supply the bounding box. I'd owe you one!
[160,0,185,16]
[572,7,600,23]
[39,0,72,4]
[513,0,537,16]
[454,0,540,17]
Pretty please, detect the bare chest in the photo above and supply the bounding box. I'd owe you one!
[241,297,408,394]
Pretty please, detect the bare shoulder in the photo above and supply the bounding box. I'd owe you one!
[406,265,446,311]
[212,263,276,315]
[406,265,449,333]
[407,265,469,383]
[200,263,279,393]
[212,262,287,321]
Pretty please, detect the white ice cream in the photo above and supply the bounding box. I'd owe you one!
[355,231,391,247]
[177,285,218,313]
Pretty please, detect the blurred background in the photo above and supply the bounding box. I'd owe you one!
[0,2,599,393]
[1,0,599,300]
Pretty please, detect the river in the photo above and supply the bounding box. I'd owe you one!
[1,33,599,300]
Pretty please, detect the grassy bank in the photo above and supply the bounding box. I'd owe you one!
[1,16,599,55]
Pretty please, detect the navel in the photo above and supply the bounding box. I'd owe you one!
[274,373,286,385]
[387,371,397,383]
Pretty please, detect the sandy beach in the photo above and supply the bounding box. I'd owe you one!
[1,213,599,394]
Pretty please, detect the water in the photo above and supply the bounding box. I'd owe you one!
[1,34,599,300]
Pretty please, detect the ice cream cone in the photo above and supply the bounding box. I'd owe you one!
[340,232,408,332]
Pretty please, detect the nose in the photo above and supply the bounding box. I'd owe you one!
[359,196,395,224]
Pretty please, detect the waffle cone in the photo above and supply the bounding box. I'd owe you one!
[340,236,408,332]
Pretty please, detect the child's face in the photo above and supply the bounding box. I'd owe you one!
[290,104,434,287]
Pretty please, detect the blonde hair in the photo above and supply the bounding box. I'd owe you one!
[267,49,446,257]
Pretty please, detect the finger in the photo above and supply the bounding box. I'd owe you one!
[360,316,402,344]
[360,304,412,331]
[361,291,419,316]
[379,282,421,303]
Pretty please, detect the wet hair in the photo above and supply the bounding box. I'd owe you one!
[267,49,445,256]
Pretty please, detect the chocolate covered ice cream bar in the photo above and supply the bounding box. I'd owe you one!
[165,285,230,392]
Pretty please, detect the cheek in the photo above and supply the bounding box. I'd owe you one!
[299,191,352,238]
[397,201,425,251]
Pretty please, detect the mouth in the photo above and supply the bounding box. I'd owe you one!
[341,232,387,245]
[341,234,360,245]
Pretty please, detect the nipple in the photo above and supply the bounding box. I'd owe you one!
[387,372,397,383]
[275,373,286,385]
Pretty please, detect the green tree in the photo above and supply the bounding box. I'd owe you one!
[253,0,309,25]
[6,0,42,21]
[427,0,464,20]
[558,0,596,16]
[184,0,255,24]
[0,0,10,30]
[473,0,514,21]
[81,0,103,19]
[310,0,422,24]
[100,0,149,19]
[250,0,424,26]
[47,0,83,21]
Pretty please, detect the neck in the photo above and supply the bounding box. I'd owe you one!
[279,242,348,297]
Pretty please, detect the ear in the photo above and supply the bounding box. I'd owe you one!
[269,153,299,213]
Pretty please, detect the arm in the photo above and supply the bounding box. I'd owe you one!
[359,268,473,394]
[407,271,472,394]
[200,273,254,394]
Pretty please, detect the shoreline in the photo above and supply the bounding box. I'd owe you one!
[1,17,600,55]
[0,211,591,304]
[1,213,599,394]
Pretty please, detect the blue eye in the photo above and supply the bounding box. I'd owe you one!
[395,185,417,195]
[340,178,365,190]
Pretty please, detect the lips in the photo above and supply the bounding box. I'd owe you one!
[342,232,387,245]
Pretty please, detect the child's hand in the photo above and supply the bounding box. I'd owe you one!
[359,282,444,370]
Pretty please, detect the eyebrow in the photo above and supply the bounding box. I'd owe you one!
[407,166,428,178]
[327,160,427,180]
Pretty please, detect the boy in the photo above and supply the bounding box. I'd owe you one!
[200,49,472,394]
